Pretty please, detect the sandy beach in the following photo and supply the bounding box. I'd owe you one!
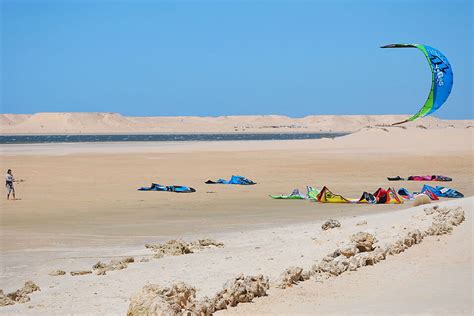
[0,118,473,314]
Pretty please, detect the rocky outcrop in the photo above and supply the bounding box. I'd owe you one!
[93,257,135,275]
[339,244,359,258]
[145,239,224,259]
[127,282,196,316]
[146,240,193,258]
[70,270,92,276]
[211,274,269,311]
[1,281,41,306]
[277,267,305,288]
[128,274,269,315]
[425,223,453,235]
[321,219,341,230]
[350,232,376,252]
[0,290,15,307]
[48,270,66,276]
[194,239,224,248]
[424,206,465,236]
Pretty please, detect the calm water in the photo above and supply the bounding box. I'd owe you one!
[0,133,347,144]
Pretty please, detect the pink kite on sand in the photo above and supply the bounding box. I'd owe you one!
[407,175,452,181]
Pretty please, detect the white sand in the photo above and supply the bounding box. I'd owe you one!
[222,199,474,316]
[1,198,471,315]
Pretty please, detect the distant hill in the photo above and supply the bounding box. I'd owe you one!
[0,112,471,134]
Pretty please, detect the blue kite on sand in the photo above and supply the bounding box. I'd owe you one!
[205,175,256,185]
[138,183,196,193]
[421,185,463,198]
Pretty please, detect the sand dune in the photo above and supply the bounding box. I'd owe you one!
[1,112,471,134]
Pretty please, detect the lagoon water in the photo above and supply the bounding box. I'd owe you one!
[0,133,347,144]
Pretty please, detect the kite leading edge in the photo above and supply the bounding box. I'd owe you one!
[380,44,453,126]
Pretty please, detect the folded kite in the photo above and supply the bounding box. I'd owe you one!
[138,183,196,193]
[205,175,256,185]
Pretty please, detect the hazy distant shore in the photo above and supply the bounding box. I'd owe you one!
[1,112,472,135]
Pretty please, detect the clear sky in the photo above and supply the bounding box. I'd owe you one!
[1,0,472,119]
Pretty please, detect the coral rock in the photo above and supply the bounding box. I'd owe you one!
[385,240,408,255]
[314,258,347,276]
[212,274,269,310]
[70,270,92,276]
[447,207,465,226]
[350,232,376,252]
[22,281,40,294]
[48,270,66,276]
[190,297,215,315]
[5,281,40,304]
[195,239,224,248]
[92,257,135,275]
[127,282,196,316]
[425,223,453,236]
[145,239,224,260]
[339,245,359,258]
[321,219,341,230]
[146,240,194,256]
[277,267,304,288]
[0,290,16,307]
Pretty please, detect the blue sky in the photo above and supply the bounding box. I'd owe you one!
[1,0,472,119]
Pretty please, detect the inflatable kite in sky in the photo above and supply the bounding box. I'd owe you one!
[381,44,453,125]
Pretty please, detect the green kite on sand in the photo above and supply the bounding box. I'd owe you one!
[270,186,320,200]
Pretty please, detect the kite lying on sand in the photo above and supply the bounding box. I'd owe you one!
[421,185,464,198]
[381,44,453,125]
[408,175,452,181]
[388,175,452,181]
[398,186,463,199]
[315,187,403,204]
[372,188,404,204]
[270,188,306,200]
[205,175,256,185]
[138,183,196,193]
[270,186,320,200]
[398,188,439,201]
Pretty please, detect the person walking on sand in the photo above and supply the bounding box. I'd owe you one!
[6,169,16,200]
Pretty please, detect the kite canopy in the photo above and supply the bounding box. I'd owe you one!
[381,44,453,125]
